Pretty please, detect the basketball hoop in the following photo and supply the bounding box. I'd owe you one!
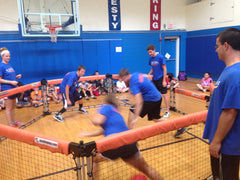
[45,25,62,43]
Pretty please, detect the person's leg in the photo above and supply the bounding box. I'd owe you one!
[196,84,204,91]
[210,155,221,180]
[124,152,163,180]
[221,153,240,180]
[54,94,67,122]
[5,99,15,125]
[162,93,170,113]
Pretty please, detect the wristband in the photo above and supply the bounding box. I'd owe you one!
[5,80,8,84]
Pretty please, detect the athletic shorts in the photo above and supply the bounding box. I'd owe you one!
[4,94,18,100]
[130,99,162,120]
[62,90,84,108]
[153,76,167,94]
[101,142,139,160]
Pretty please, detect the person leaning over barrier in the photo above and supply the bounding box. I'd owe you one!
[203,28,240,180]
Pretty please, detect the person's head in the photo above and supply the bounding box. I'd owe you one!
[106,73,112,79]
[33,87,39,91]
[167,73,174,81]
[216,28,240,60]
[118,68,131,84]
[1,49,10,64]
[105,93,118,108]
[17,82,23,87]
[77,65,86,77]
[81,81,86,84]
[204,72,211,79]
[147,44,156,57]
[95,71,99,75]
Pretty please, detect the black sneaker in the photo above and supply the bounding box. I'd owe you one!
[54,114,65,122]
[174,128,187,138]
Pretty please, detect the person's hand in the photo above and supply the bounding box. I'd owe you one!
[16,74,22,79]
[67,99,72,106]
[77,132,90,137]
[128,117,138,129]
[10,81,19,86]
[162,81,167,87]
[209,141,221,158]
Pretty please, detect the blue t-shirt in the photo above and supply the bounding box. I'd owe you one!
[130,73,161,102]
[149,53,166,81]
[0,62,17,91]
[99,104,129,137]
[203,62,240,155]
[60,71,80,94]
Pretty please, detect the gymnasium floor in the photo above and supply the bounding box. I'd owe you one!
[0,78,212,180]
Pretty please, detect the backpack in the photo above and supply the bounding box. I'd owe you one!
[178,71,187,81]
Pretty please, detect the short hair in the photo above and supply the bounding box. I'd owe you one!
[217,28,240,50]
[147,44,155,51]
[105,93,118,108]
[119,68,129,77]
[205,72,211,77]
[78,65,86,71]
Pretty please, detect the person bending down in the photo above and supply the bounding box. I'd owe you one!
[78,93,163,180]
[54,65,88,122]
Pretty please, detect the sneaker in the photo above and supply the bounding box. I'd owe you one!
[11,121,24,127]
[79,107,88,114]
[85,96,89,100]
[54,114,65,122]
[163,111,171,118]
[91,95,96,99]
[174,128,187,138]
[34,104,39,108]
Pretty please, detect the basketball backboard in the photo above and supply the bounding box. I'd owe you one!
[18,0,80,37]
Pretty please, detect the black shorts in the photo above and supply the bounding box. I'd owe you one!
[62,90,84,108]
[153,77,167,94]
[5,94,18,100]
[101,142,139,160]
[130,99,162,120]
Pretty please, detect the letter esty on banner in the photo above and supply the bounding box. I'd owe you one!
[108,0,121,30]
[150,0,161,30]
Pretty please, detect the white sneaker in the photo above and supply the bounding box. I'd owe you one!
[54,114,65,122]
[91,95,96,99]
[163,111,171,118]
[85,96,89,100]
[79,107,88,114]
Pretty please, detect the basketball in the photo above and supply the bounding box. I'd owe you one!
[131,174,148,180]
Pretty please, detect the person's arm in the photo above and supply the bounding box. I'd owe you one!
[209,108,238,158]
[77,113,106,137]
[128,93,143,129]
[162,64,167,87]
[65,85,71,105]
[0,76,18,86]
[148,68,153,75]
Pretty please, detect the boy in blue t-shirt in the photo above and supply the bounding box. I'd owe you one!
[203,28,240,180]
[147,44,170,118]
[118,68,163,129]
[54,65,88,122]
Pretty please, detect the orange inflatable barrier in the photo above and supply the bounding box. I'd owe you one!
[0,124,70,155]
[0,74,119,99]
[96,110,208,153]
[174,88,208,100]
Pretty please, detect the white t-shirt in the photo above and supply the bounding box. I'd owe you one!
[116,81,126,89]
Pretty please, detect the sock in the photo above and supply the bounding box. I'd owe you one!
[57,108,66,115]
[79,104,83,110]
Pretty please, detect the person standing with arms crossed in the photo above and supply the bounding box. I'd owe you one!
[147,44,170,118]
[0,47,24,127]
[54,65,88,122]
[203,28,240,180]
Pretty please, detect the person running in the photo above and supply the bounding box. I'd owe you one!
[78,93,164,180]
[118,68,164,129]
[54,65,88,122]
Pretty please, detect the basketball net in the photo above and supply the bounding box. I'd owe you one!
[45,25,62,43]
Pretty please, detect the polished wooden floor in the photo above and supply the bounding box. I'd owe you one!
[0,78,212,180]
